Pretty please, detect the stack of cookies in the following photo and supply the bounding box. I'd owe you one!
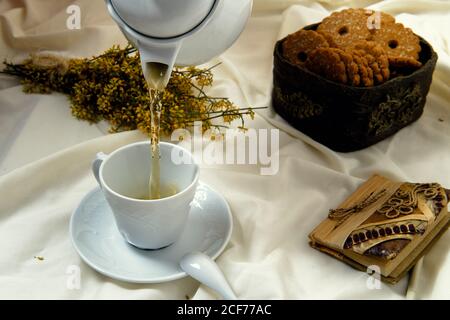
[282,9,422,86]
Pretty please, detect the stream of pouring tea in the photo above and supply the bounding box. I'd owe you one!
[144,63,179,200]
[148,89,163,200]
[145,63,167,200]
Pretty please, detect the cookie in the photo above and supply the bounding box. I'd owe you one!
[389,56,422,69]
[353,52,374,87]
[352,41,390,84]
[286,9,422,87]
[317,9,395,49]
[282,30,330,66]
[317,31,338,48]
[306,47,379,87]
[336,50,360,86]
[358,50,384,84]
[305,48,348,84]
[370,22,421,61]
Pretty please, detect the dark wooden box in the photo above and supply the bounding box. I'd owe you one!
[272,23,438,152]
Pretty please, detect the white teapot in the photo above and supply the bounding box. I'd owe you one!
[105,0,253,87]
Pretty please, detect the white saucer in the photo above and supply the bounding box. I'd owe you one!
[70,182,232,283]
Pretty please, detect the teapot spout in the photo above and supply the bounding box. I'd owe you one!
[138,39,183,89]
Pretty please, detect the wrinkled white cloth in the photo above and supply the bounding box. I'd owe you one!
[1,0,450,299]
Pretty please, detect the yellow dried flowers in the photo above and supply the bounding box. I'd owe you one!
[2,45,258,135]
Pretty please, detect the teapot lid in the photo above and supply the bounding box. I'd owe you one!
[110,0,217,39]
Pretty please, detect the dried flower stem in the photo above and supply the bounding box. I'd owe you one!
[2,44,260,136]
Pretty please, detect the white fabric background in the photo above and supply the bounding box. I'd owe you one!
[0,0,450,299]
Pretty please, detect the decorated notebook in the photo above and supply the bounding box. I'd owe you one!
[309,174,450,283]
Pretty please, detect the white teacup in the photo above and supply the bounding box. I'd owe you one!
[92,141,199,249]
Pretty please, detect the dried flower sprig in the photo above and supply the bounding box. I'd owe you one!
[2,45,262,135]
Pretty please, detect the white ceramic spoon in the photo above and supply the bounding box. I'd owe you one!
[180,251,237,300]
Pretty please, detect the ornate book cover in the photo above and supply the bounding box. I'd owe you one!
[309,174,450,283]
